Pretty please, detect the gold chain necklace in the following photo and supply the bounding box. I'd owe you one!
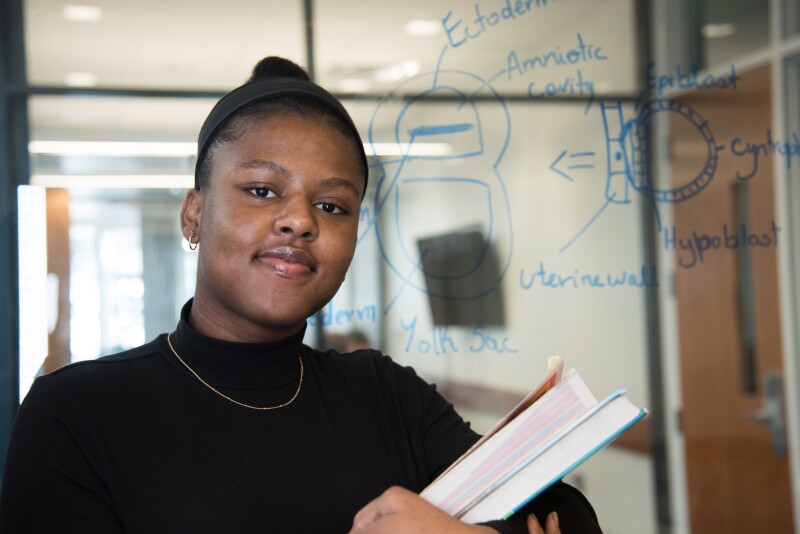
[166,333,303,411]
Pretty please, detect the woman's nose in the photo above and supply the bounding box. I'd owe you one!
[273,196,317,239]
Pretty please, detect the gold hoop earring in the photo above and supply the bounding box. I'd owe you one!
[188,230,198,251]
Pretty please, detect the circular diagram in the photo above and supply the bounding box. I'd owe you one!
[623,98,720,203]
[367,68,513,300]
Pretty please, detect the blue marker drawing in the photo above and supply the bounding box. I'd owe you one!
[561,97,721,252]
[602,101,633,204]
[602,98,720,204]
[559,195,615,253]
[463,68,509,105]
[550,150,572,181]
[568,151,596,169]
[384,248,429,315]
[409,123,475,136]
[550,150,596,182]
[366,66,514,304]
[395,177,494,280]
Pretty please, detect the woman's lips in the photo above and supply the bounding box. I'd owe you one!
[258,247,316,277]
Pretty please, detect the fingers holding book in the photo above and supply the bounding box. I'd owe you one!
[527,512,561,534]
[348,486,500,534]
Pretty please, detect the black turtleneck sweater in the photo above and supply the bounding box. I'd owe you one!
[1,302,601,533]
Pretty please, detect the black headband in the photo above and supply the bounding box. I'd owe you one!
[195,76,368,194]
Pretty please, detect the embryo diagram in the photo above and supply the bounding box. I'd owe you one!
[559,94,732,253]
[358,50,725,297]
[558,97,721,252]
[601,99,720,206]
[358,11,792,297]
[363,62,514,304]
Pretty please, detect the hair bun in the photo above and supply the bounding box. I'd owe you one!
[249,57,310,82]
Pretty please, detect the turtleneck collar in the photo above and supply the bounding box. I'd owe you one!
[167,299,306,390]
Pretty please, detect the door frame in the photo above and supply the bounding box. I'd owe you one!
[652,0,800,531]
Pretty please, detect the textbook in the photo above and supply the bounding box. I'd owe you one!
[422,356,647,524]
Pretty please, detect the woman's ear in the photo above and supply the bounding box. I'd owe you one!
[180,188,204,240]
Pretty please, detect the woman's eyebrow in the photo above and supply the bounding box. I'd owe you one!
[237,159,291,176]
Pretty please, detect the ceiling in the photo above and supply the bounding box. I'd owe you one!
[23,0,643,183]
[25,0,637,93]
[22,0,773,142]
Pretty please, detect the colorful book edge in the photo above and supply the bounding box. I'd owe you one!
[500,406,649,520]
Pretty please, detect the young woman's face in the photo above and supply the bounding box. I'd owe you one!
[182,112,364,341]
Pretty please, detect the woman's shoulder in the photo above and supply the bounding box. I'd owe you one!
[45,337,164,379]
[23,337,167,407]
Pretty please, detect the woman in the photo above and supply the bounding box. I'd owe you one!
[0,57,599,534]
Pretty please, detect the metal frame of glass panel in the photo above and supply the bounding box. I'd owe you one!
[0,0,28,483]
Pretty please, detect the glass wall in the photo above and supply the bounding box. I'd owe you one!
[685,0,770,68]
[7,0,800,532]
[24,0,306,90]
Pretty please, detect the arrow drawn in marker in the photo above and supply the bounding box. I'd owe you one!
[550,150,596,182]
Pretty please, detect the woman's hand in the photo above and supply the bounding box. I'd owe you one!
[527,512,561,534]
[348,486,498,534]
